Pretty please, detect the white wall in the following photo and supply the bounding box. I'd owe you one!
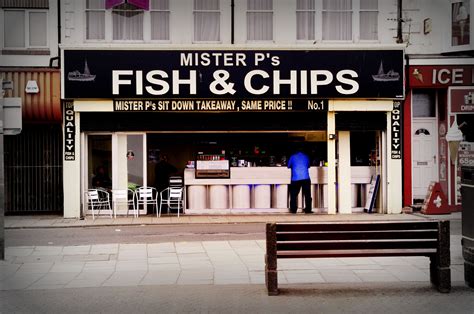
[59,0,472,54]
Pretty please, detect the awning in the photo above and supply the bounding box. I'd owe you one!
[1,68,61,123]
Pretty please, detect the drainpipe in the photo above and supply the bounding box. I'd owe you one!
[50,0,61,68]
[396,0,403,43]
[231,0,235,44]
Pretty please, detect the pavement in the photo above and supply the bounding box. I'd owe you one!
[1,212,467,294]
[3,211,462,229]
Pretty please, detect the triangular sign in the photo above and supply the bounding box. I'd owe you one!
[421,182,450,215]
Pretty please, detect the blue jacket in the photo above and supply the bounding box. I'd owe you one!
[288,152,310,181]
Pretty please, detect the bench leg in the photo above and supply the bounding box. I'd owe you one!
[265,268,279,296]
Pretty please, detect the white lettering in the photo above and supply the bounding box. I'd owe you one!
[112,70,133,95]
[244,70,269,95]
[335,70,359,95]
[273,70,297,95]
[145,70,169,95]
[310,70,333,94]
[172,70,197,95]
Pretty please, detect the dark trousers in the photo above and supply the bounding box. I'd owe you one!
[289,179,312,213]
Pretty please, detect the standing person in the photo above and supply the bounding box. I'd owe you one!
[91,165,111,189]
[288,147,313,214]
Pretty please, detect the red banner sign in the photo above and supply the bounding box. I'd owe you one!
[409,65,473,87]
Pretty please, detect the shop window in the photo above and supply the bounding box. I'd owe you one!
[112,3,144,40]
[322,0,352,41]
[360,0,378,40]
[296,0,315,41]
[194,0,220,42]
[86,0,105,40]
[88,135,112,190]
[413,90,436,118]
[3,9,47,48]
[151,0,170,40]
[247,0,273,41]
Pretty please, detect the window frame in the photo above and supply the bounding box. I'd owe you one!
[193,0,221,43]
[246,0,274,42]
[150,0,171,42]
[321,0,354,42]
[3,8,49,49]
[84,0,106,42]
[359,0,379,42]
[296,0,316,42]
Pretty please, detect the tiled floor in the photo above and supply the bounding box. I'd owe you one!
[0,236,465,291]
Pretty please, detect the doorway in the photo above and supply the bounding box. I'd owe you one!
[412,90,438,200]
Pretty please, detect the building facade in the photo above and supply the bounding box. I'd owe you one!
[4,0,472,217]
[0,0,63,214]
[399,0,474,211]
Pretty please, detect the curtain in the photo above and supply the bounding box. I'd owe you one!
[113,7,144,40]
[29,11,47,46]
[360,0,377,40]
[194,0,220,41]
[4,10,25,47]
[86,0,105,40]
[296,0,315,40]
[247,0,272,40]
[151,0,169,40]
[322,0,352,40]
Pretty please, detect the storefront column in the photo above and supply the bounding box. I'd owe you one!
[386,111,403,214]
[337,131,352,214]
[63,111,81,218]
[327,111,337,214]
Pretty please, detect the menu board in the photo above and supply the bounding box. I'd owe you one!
[195,160,230,178]
[364,175,380,213]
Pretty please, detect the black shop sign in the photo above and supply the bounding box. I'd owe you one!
[63,101,75,161]
[391,101,401,159]
[64,49,404,101]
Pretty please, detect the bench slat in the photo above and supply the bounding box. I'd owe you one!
[277,248,437,258]
[275,221,439,232]
[276,230,438,241]
[276,239,437,251]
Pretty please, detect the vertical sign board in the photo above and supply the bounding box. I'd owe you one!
[64,101,75,161]
[391,101,402,159]
[364,175,380,213]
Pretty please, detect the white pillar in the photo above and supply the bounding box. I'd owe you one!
[63,111,81,218]
[233,185,251,208]
[337,131,352,214]
[209,185,228,209]
[187,185,207,210]
[327,111,337,214]
[254,184,271,208]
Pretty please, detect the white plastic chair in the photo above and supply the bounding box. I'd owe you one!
[112,189,137,218]
[158,187,183,217]
[135,187,158,214]
[85,189,112,220]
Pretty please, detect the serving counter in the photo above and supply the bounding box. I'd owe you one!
[184,166,374,213]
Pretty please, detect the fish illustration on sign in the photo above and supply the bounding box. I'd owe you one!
[372,61,400,82]
[68,60,96,82]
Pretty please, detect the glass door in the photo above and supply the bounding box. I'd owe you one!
[114,133,147,215]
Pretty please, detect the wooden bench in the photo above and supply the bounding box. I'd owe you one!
[265,220,451,295]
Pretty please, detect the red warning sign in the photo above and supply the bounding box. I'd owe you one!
[421,182,450,215]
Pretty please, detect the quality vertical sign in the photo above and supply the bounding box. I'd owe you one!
[64,101,75,161]
[391,101,401,159]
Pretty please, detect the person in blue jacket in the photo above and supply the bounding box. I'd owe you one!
[287,146,313,214]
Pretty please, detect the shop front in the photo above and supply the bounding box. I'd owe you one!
[61,48,404,218]
[403,63,474,211]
